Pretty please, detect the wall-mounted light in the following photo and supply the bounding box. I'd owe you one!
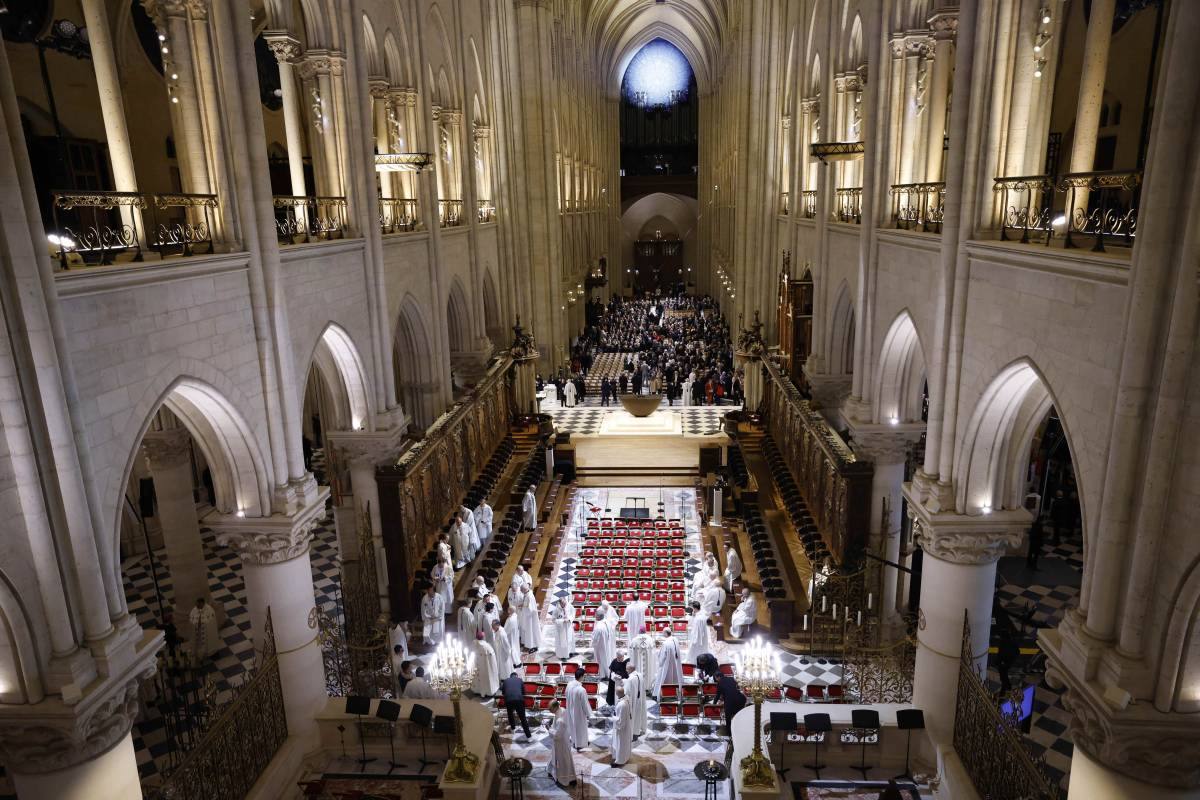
[889,415,899,425]
[236,509,246,518]
[980,504,992,515]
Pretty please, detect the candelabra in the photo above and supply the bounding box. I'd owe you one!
[734,636,782,788]
[428,635,480,782]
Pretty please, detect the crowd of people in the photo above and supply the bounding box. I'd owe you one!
[537,292,744,407]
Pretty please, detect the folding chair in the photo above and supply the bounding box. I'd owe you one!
[806,684,826,702]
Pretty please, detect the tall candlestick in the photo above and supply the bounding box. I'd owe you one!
[867,593,873,610]
[832,603,838,619]
[802,614,808,631]
[821,595,827,613]
[857,610,862,626]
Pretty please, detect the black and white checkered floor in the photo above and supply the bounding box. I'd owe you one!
[990,536,1084,792]
[547,404,739,437]
[122,507,341,780]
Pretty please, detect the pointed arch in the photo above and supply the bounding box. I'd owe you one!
[481,266,502,345]
[424,4,461,106]
[828,280,855,375]
[0,570,43,704]
[446,278,472,354]
[361,13,383,77]
[383,30,409,87]
[1156,556,1200,712]
[872,311,926,424]
[305,323,373,432]
[394,295,439,427]
[954,358,1071,516]
[467,38,489,124]
[845,13,864,70]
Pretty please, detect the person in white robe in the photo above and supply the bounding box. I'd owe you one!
[626,666,646,737]
[503,612,523,670]
[730,588,757,638]
[390,620,410,662]
[630,625,658,697]
[404,667,442,699]
[690,559,713,598]
[461,505,480,558]
[522,487,538,530]
[457,602,476,639]
[541,382,558,410]
[550,597,575,658]
[491,619,513,675]
[506,582,522,612]
[685,603,711,664]
[610,686,633,767]
[471,631,499,696]
[547,702,578,786]
[564,669,590,750]
[724,545,743,592]
[477,601,499,646]
[623,599,648,644]
[189,598,219,663]
[470,575,489,601]
[513,564,533,592]
[474,499,493,545]
[432,558,454,610]
[517,585,542,651]
[437,534,453,572]
[563,380,577,408]
[591,609,615,678]
[701,583,726,618]
[421,586,445,645]
[451,514,471,567]
[655,633,683,692]
[597,598,618,628]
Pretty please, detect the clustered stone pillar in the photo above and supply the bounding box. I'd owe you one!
[1066,0,1116,219]
[909,513,1023,743]
[265,31,308,198]
[923,13,956,182]
[141,428,219,632]
[145,0,211,196]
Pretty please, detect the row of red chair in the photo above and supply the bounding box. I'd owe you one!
[587,519,683,528]
[657,702,726,724]
[571,597,690,614]
[579,545,684,557]
[578,555,685,567]
[523,662,734,682]
[574,618,689,635]
[576,563,684,575]
[575,576,686,588]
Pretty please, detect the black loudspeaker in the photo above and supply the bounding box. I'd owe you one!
[769,712,798,779]
[375,700,404,773]
[409,704,436,771]
[894,708,926,780]
[344,696,375,768]
[433,715,457,758]
[851,708,882,777]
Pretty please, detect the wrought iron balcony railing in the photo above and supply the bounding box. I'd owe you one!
[272,195,347,244]
[780,192,790,216]
[890,182,946,233]
[833,187,863,224]
[799,190,817,219]
[477,199,496,223]
[439,199,464,228]
[50,190,219,268]
[993,169,1141,253]
[379,198,418,234]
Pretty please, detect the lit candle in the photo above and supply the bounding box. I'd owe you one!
[821,595,827,613]
[867,593,873,610]
[857,611,862,626]
[845,605,851,622]
[802,614,808,631]
[832,603,838,619]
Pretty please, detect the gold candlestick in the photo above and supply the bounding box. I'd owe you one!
[735,636,782,788]
[429,635,480,782]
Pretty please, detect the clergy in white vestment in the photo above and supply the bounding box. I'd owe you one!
[655,633,683,692]
[517,585,542,651]
[421,586,446,645]
[623,599,648,643]
[730,588,757,638]
[550,597,576,659]
[390,621,410,662]
[450,516,470,567]
[513,564,533,592]
[626,666,646,737]
[477,601,499,646]
[701,583,726,618]
[522,487,538,530]
[474,499,493,545]
[461,505,480,558]
[188,598,219,662]
[563,380,577,407]
[457,602,476,639]
[506,583,522,612]
[491,619,514,675]
[472,631,499,696]
[404,668,441,699]
[471,575,488,600]
[610,686,633,766]
[437,535,453,571]
[597,598,619,628]
[724,546,743,592]
[685,604,711,664]
[547,702,578,786]
[690,560,713,597]
[504,611,523,668]
[564,669,590,749]
[630,626,658,697]
[591,609,616,678]
[432,558,454,610]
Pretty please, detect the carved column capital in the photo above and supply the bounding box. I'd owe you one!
[473,124,492,140]
[326,428,407,470]
[184,0,209,19]
[264,31,303,64]
[297,50,333,80]
[800,97,820,115]
[368,78,391,99]
[904,33,934,58]
[440,108,463,125]
[208,490,329,565]
[928,10,959,40]
[140,427,192,469]
[141,0,188,21]
[909,510,1026,565]
[849,424,923,465]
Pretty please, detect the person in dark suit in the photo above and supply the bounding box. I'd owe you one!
[715,674,746,730]
[1026,517,1045,569]
[606,652,630,706]
[500,671,532,737]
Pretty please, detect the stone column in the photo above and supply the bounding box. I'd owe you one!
[79,0,145,243]
[924,13,957,182]
[898,37,930,185]
[141,428,220,630]
[369,79,393,200]
[145,0,211,195]
[852,426,923,625]
[1066,0,1116,219]
[300,52,342,197]
[212,495,330,743]
[3,675,150,800]
[907,507,1025,742]
[508,318,540,417]
[264,32,307,197]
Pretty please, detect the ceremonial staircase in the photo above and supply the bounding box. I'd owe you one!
[582,351,632,396]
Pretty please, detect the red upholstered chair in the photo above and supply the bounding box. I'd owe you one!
[703,704,725,721]
[658,702,679,719]
[583,662,600,676]
[659,684,680,700]
[784,686,804,702]
[702,683,718,698]
[525,664,542,677]
[806,684,826,702]
[718,663,735,676]
[682,663,696,679]
[544,662,562,678]
[680,702,702,731]
[826,684,845,702]
[765,687,783,701]
[681,684,700,699]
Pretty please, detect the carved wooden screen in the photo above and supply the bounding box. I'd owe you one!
[761,359,872,566]
[376,358,514,617]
